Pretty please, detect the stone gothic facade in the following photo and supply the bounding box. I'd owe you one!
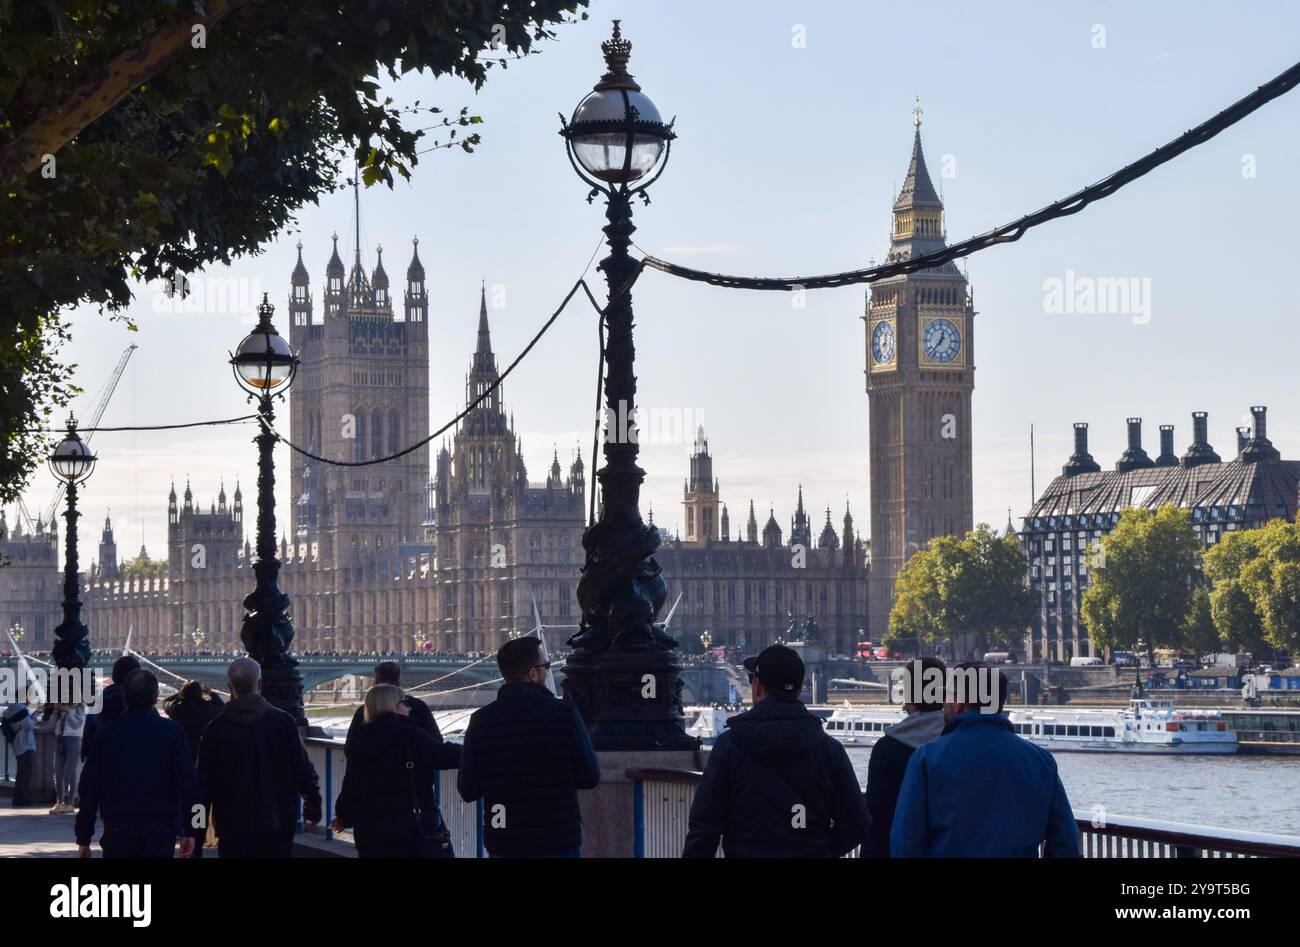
[35,235,869,658]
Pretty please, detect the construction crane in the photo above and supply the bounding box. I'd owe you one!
[15,344,138,534]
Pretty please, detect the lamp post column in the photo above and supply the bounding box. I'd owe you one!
[231,295,304,725]
[558,23,693,750]
[51,479,90,671]
[240,389,305,724]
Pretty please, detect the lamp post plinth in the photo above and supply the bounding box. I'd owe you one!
[559,22,694,752]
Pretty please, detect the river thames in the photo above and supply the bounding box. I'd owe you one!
[847,749,1300,836]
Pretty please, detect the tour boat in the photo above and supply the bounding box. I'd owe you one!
[821,699,1238,754]
[822,706,905,746]
[683,705,740,745]
[1008,700,1238,754]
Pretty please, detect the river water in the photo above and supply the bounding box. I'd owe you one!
[845,749,1300,837]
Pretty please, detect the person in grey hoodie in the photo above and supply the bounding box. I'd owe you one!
[862,656,947,858]
[50,703,86,813]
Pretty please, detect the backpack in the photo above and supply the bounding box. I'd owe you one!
[1,706,29,744]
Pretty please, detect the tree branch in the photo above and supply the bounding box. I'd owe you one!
[0,0,254,185]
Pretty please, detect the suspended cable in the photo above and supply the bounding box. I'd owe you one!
[401,651,497,692]
[637,58,1300,292]
[20,414,259,434]
[127,647,231,698]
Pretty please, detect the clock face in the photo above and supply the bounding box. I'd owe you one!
[871,320,896,365]
[922,318,961,364]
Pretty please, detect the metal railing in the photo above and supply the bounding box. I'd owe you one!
[303,736,484,857]
[625,767,1300,859]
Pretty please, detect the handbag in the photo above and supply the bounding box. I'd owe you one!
[404,745,454,859]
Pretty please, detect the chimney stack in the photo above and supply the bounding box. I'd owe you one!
[1115,418,1155,473]
[1251,405,1268,442]
[1181,411,1221,469]
[1240,406,1281,463]
[1236,427,1251,455]
[1155,424,1178,466]
[1063,422,1101,476]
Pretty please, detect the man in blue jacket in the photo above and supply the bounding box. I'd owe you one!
[890,661,1079,858]
[75,670,199,859]
[458,636,599,857]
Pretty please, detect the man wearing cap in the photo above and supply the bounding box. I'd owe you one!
[683,644,868,858]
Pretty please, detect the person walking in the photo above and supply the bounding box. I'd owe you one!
[2,701,38,807]
[683,644,869,858]
[344,661,442,747]
[457,636,600,858]
[196,657,321,858]
[82,654,141,761]
[861,656,947,857]
[333,684,462,857]
[890,661,1080,858]
[163,680,223,857]
[49,703,87,814]
[74,670,199,858]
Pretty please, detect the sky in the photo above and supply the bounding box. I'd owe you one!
[12,0,1300,569]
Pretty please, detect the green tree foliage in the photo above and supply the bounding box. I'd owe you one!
[886,542,946,658]
[1182,585,1222,657]
[0,0,588,505]
[120,551,167,579]
[1205,518,1300,657]
[1204,528,1270,655]
[887,523,1035,659]
[1080,505,1202,665]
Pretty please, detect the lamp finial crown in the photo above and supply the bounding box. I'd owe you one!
[598,19,636,89]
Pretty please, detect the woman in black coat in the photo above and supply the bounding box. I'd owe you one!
[163,680,224,859]
[334,684,462,857]
[164,680,224,761]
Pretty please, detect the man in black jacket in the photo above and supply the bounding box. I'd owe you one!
[75,670,198,859]
[458,636,600,857]
[344,661,442,747]
[683,645,868,858]
[81,654,140,761]
[862,656,947,857]
[197,657,321,858]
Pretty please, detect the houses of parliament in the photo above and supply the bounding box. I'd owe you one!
[2,115,977,662]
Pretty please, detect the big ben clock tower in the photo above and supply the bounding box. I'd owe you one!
[865,100,975,640]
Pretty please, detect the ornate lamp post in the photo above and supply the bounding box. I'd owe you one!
[191,627,205,654]
[559,21,693,750]
[230,294,305,724]
[49,417,96,671]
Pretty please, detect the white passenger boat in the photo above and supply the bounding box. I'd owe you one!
[822,706,905,746]
[1008,700,1238,755]
[821,699,1238,754]
[683,705,740,745]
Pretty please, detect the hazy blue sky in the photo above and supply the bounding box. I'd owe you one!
[14,0,1300,570]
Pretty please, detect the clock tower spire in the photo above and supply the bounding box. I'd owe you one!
[864,107,975,641]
